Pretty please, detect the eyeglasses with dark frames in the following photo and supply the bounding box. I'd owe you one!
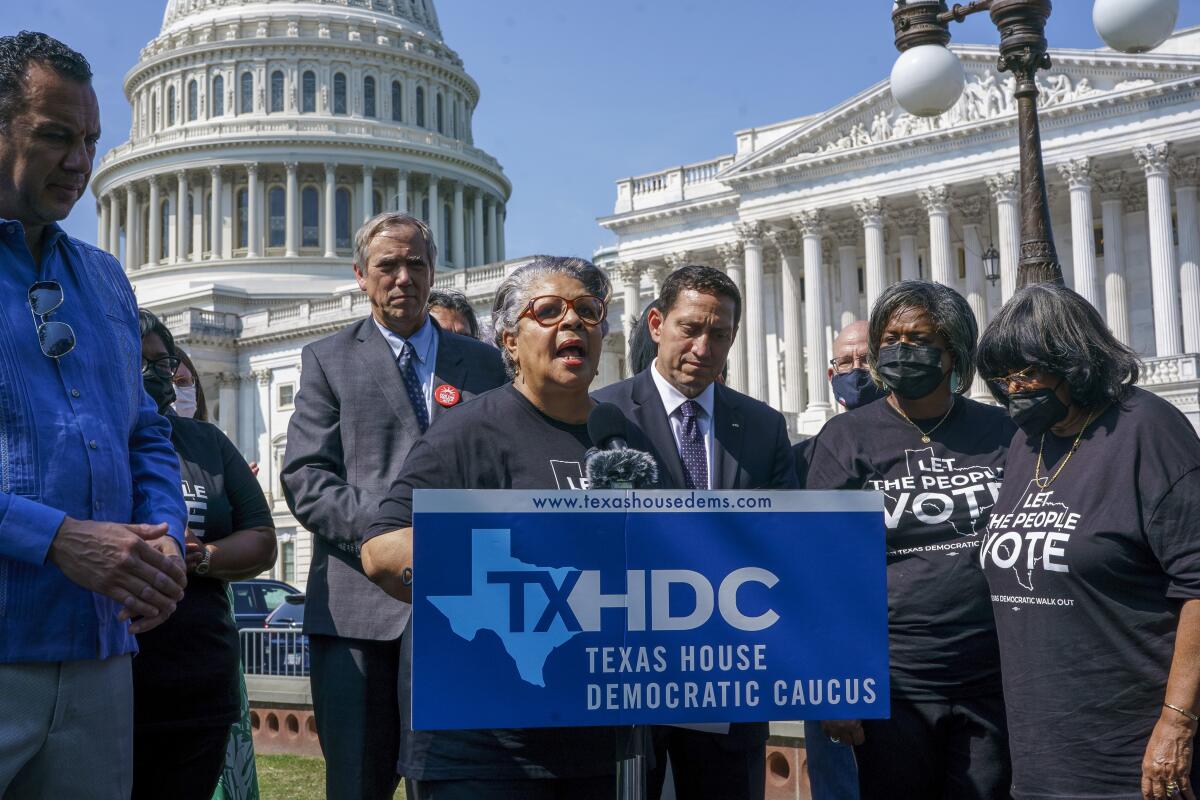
[986,365,1041,395]
[519,295,607,328]
[27,281,76,359]
[142,356,182,380]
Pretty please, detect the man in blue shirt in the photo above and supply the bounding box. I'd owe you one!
[0,32,188,800]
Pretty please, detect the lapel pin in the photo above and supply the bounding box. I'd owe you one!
[434,384,461,408]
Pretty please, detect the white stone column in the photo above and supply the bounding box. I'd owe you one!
[254,369,272,495]
[893,206,923,282]
[191,184,204,262]
[124,185,138,271]
[452,181,465,267]
[716,242,747,393]
[832,220,860,329]
[427,177,441,266]
[217,373,240,443]
[1134,143,1183,357]
[174,171,188,264]
[1172,157,1200,354]
[395,169,409,214]
[960,196,991,400]
[855,198,887,308]
[361,164,374,222]
[472,190,485,266]
[246,164,259,258]
[614,262,642,375]
[485,198,498,264]
[986,173,1020,303]
[736,222,768,402]
[209,167,222,258]
[106,194,120,261]
[795,210,832,431]
[919,186,954,286]
[324,163,337,258]
[285,162,299,257]
[147,178,161,265]
[1096,172,1132,346]
[98,199,108,252]
[1058,158,1101,310]
[497,205,506,261]
[768,229,804,426]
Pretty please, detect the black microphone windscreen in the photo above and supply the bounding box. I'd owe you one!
[588,402,630,450]
[586,448,659,489]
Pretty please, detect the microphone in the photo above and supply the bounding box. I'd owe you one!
[586,402,659,489]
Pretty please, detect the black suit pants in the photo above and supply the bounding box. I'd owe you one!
[648,726,765,800]
[310,634,402,800]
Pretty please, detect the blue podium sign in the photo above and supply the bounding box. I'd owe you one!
[412,490,888,731]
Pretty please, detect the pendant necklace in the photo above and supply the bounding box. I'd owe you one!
[892,396,955,444]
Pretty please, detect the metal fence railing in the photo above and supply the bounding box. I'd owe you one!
[240,628,310,677]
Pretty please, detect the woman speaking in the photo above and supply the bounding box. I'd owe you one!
[363,257,617,799]
[977,283,1200,800]
[805,280,1014,799]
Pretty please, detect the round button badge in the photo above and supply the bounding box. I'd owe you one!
[434,384,461,408]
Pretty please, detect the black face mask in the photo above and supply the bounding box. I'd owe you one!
[143,372,176,414]
[831,368,888,410]
[1006,387,1068,436]
[876,343,948,400]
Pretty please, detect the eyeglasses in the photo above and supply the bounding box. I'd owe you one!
[829,355,870,375]
[172,374,196,388]
[519,295,607,328]
[986,365,1041,395]
[142,355,182,380]
[28,281,76,359]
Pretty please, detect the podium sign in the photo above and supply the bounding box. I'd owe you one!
[412,490,888,731]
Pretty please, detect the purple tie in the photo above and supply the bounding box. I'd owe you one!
[397,341,429,433]
[678,400,708,490]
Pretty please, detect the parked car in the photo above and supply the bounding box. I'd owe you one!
[231,578,301,630]
[260,594,309,676]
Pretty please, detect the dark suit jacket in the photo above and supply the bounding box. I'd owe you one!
[281,317,507,640]
[592,368,798,493]
[592,368,797,750]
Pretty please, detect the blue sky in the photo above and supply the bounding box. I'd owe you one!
[8,0,1200,260]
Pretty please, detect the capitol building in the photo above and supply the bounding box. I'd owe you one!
[92,2,1200,587]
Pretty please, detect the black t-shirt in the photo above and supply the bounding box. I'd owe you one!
[365,384,617,781]
[805,395,1014,700]
[981,387,1200,798]
[132,416,274,729]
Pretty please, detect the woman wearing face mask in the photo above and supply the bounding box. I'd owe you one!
[172,347,208,421]
[806,280,1015,800]
[977,283,1200,800]
[133,310,278,800]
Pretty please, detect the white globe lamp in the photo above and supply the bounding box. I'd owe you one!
[891,44,965,117]
[1094,0,1179,53]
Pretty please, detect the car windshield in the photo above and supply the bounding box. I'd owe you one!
[266,596,305,626]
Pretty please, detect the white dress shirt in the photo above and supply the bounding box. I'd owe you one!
[373,314,439,418]
[649,359,715,490]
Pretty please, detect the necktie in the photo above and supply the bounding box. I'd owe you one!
[398,341,429,433]
[678,400,708,490]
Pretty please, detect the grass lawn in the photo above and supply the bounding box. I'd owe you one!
[257,754,407,800]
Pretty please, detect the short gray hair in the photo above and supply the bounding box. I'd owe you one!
[868,280,978,394]
[353,212,437,269]
[490,256,612,378]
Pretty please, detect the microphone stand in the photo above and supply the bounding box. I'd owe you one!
[608,477,648,800]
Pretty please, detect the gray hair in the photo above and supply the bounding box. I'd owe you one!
[490,256,612,378]
[868,280,978,394]
[353,211,437,269]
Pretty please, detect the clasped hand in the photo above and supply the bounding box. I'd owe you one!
[49,517,188,634]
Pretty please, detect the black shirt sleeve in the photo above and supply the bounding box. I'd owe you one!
[803,424,864,491]
[364,437,460,541]
[217,428,274,533]
[1147,466,1200,600]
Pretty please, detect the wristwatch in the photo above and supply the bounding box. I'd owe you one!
[195,545,212,576]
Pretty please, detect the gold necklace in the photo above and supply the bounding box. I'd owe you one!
[1034,409,1098,489]
[892,396,955,444]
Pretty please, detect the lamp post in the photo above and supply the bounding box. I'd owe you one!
[889,0,1179,288]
